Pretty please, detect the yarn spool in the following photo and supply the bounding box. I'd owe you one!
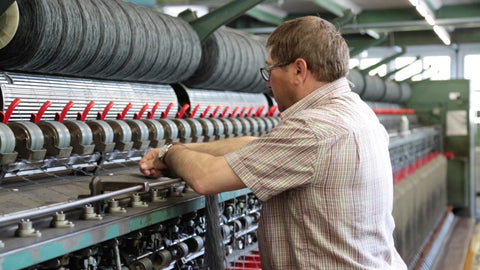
[184,27,268,93]
[0,0,202,84]
[0,2,19,50]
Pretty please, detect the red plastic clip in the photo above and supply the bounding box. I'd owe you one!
[444,152,455,160]
[0,97,21,124]
[246,106,255,118]
[229,106,240,118]
[237,106,248,118]
[97,101,114,120]
[200,105,212,119]
[77,101,95,121]
[55,101,75,122]
[146,102,160,119]
[267,105,278,117]
[176,104,190,118]
[210,106,221,118]
[254,105,266,117]
[117,103,133,120]
[30,100,52,123]
[161,102,174,119]
[219,106,231,119]
[189,104,200,118]
[133,104,149,120]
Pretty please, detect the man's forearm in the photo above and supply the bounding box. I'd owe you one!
[184,136,257,156]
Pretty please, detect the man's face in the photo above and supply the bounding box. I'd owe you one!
[265,50,294,112]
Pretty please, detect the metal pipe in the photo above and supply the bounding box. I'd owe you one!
[399,65,432,82]
[361,46,406,74]
[0,177,183,224]
[382,56,420,79]
[332,9,355,28]
[190,0,264,42]
[349,34,388,58]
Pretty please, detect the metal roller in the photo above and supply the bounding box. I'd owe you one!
[62,120,95,155]
[194,118,217,142]
[157,119,179,143]
[140,119,165,148]
[228,118,244,137]
[206,118,226,141]
[171,119,193,143]
[261,117,274,134]
[105,120,133,152]
[0,122,16,154]
[37,121,73,158]
[152,249,173,268]
[184,118,205,142]
[237,118,253,136]
[86,120,115,153]
[124,119,150,151]
[185,236,204,253]
[0,73,178,122]
[245,118,260,137]
[218,118,235,138]
[8,121,46,160]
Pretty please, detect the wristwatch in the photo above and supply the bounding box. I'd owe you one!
[157,143,174,162]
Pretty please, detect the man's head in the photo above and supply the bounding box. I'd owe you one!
[266,16,349,82]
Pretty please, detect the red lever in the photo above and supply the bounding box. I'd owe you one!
[97,101,114,120]
[267,105,278,117]
[55,101,75,122]
[0,97,21,124]
[254,105,266,117]
[238,106,248,118]
[146,102,160,119]
[117,103,133,120]
[134,104,150,120]
[220,106,231,118]
[246,106,255,118]
[210,106,221,118]
[229,106,240,118]
[161,102,174,119]
[31,100,52,123]
[189,104,201,118]
[176,104,190,118]
[77,101,95,121]
[200,105,212,119]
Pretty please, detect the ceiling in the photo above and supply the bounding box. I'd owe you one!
[155,0,480,49]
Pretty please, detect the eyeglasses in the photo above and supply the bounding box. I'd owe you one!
[260,62,290,81]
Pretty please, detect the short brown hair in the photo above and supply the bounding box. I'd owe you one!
[267,16,349,82]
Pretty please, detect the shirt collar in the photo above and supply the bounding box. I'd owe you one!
[281,77,351,118]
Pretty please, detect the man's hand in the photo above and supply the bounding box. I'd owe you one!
[139,148,168,178]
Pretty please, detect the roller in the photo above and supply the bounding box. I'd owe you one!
[0,1,19,50]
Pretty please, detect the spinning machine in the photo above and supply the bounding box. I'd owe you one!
[0,0,474,269]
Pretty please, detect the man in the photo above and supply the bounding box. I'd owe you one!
[139,16,407,269]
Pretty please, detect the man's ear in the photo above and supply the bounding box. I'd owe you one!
[293,58,308,84]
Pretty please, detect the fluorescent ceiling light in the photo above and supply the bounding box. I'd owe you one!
[415,4,428,17]
[408,0,419,6]
[433,25,451,45]
[425,14,435,25]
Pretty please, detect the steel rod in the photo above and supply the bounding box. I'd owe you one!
[0,177,183,224]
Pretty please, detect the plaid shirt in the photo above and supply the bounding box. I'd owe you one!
[225,78,407,269]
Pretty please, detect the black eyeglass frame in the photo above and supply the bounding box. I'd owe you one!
[260,62,290,81]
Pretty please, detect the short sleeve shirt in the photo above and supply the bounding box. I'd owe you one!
[225,77,407,269]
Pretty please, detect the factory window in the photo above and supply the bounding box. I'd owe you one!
[359,58,387,77]
[423,56,451,81]
[464,54,480,91]
[349,58,360,69]
[394,57,422,82]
